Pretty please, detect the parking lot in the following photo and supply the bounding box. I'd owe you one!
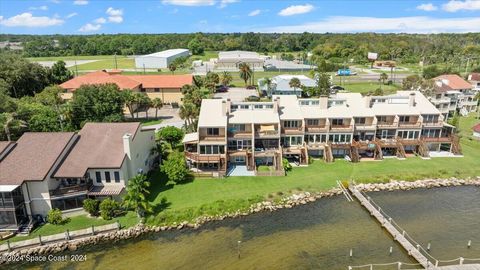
[213,87,258,102]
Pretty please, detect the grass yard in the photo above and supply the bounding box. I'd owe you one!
[339,81,401,94]
[2,212,138,244]
[139,119,163,126]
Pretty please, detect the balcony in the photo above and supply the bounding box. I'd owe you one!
[228,131,252,139]
[422,121,444,127]
[330,124,354,132]
[282,127,304,135]
[185,151,224,162]
[255,130,279,138]
[422,136,452,143]
[377,121,398,128]
[50,180,92,198]
[199,135,225,142]
[398,121,422,128]
[354,123,376,131]
[305,125,329,133]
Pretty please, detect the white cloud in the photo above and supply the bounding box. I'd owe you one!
[442,0,480,12]
[248,9,261,16]
[416,3,438,11]
[66,12,78,18]
[162,0,215,6]
[73,0,88,5]
[78,23,101,32]
[278,4,314,16]
[219,0,239,8]
[106,7,123,23]
[0,12,64,27]
[259,16,480,33]
[29,5,49,11]
[94,17,107,24]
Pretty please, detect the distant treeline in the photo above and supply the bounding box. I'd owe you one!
[1,33,480,65]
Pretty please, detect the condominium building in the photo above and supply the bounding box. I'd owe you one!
[430,74,477,118]
[183,91,461,177]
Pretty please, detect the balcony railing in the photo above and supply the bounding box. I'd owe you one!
[422,136,452,143]
[305,125,328,133]
[50,181,92,198]
[199,135,225,141]
[330,124,354,131]
[422,121,444,127]
[398,121,422,128]
[377,121,398,128]
[255,130,279,137]
[282,127,303,134]
[228,131,252,138]
[354,123,376,130]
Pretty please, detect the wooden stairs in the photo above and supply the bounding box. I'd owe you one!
[350,141,360,163]
[396,140,407,159]
[417,138,430,158]
[451,135,462,155]
[373,139,383,160]
[324,143,334,163]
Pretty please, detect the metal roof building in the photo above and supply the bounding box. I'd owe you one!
[135,49,190,69]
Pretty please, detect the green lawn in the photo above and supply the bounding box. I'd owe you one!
[2,212,138,244]
[139,119,163,127]
[340,81,401,94]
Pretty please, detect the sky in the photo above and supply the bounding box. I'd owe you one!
[0,0,479,34]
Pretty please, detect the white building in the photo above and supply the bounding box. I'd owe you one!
[135,49,190,69]
[259,75,316,97]
[215,51,265,71]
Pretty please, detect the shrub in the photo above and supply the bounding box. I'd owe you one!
[47,208,64,225]
[158,126,184,146]
[161,151,190,184]
[83,198,100,216]
[282,158,292,172]
[99,198,119,220]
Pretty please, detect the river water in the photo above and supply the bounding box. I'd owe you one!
[18,186,480,270]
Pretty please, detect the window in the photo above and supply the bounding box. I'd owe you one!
[328,133,351,143]
[114,171,120,183]
[307,119,319,126]
[105,172,111,183]
[200,145,225,154]
[331,119,344,126]
[207,128,219,136]
[265,104,273,109]
[240,105,249,109]
[377,116,387,123]
[95,172,102,183]
[399,116,410,122]
[154,88,160,92]
[231,124,245,132]
[284,120,299,128]
[254,105,263,109]
[140,88,146,92]
[355,118,366,124]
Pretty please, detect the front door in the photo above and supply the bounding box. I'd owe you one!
[381,130,388,139]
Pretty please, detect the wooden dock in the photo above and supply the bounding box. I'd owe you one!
[435,265,480,270]
[349,186,431,268]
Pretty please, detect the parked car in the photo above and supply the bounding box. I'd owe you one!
[246,85,257,90]
[216,85,228,93]
[331,85,345,91]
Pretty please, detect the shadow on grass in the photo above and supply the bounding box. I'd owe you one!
[151,197,172,215]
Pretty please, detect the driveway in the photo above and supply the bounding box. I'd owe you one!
[213,87,258,102]
[127,107,184,131]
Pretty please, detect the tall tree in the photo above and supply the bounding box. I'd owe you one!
[168,63,177,74]
[379,72,388,85]
[49,60,73,84]
[151,97,163,119]
[205,72,220,92]
[289,77,302,96]
[0,112,26,141]
[238,62,252,87]
[221,71,233,86]
[122,174,152,219]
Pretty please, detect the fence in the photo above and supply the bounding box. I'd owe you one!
[0,222,120,253]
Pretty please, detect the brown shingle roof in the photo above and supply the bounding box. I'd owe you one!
[54,122,141,178]
[433,74,473,92]
[60,71,192,91]
[0,133,75,185]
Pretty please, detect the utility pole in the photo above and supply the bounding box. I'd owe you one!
[114,53,118,69]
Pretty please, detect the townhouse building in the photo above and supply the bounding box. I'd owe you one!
[0,123,156,232]
[430,75,477,118]
[183,91,461,177]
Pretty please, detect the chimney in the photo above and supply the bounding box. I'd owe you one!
[409,92,416,107]
[226,99,231,114]
[273,97,280,112]
[123,133,132,159]
[222,100,227,115]
[319,96,328,109]
[365,95,372,108]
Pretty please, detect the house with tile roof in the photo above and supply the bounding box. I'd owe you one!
[59,70,193,105]
[0,123,156,232]
[467,73,480,91]
[431,74,477,118]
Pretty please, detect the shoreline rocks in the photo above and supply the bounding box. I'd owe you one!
[1,176,479,265]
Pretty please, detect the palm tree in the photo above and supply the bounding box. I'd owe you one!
[289,77,302,96]
[133,93,146,119]
[264,78,273,96]
[143,98,152,120]
[122,174,152,219]
[122,90,136,119]
[0,112,26,141]
[151,98,163,119]
[221,71,233,86]
[168,63,177,74]
[238,62,252,87]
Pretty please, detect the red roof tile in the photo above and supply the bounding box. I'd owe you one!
[60,71,192,91]
[433,74,472,92]
[469,73,480,81]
